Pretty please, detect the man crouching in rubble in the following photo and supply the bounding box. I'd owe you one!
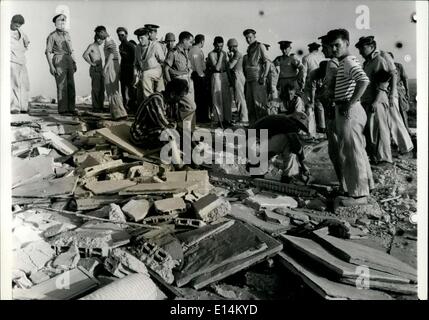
[247,111,311,183]
[130,78,189,168]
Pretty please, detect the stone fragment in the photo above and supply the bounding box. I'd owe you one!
[52,245,81,270]
[122,199,151,222]
[244,193,298,210]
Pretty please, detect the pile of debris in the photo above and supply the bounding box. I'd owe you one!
[10,103,417,300]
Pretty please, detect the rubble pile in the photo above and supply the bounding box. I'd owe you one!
[10,103,417,300]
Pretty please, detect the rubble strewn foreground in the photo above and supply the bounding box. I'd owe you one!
[11,102,418,300]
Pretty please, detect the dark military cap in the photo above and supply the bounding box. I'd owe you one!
[52,13,66,23]
[278,40,292,48]
[243,29,256,36]
[144,24,160,32]
[308,42,321,50]
[355,36,376,48]
[317,35,329,45]
[134,27,149,36]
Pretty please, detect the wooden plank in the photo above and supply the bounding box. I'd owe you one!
[97,123,145,157]
[12,267,99,300]
[191,222,283,290]
[229,203,290,236]
[280,234,411,284]
[341,278,417,296]
[312,229,417,282]
[12,176,78,198]
[277,251,393,300]
[42,131,78,155]
[85,179,137,195]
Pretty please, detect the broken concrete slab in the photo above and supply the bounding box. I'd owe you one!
[29,270,50,285]
[274,207,310,224]
[81,159,123,178]
[122,199,151,222]
[13,267,99,300]
[244,193,298,210]
[78,257,102,274]
[73,150,113,166]
[312,229,417,282]
[52,245,81,271]
[229,203,290,236]
[79,273,158,300]
[97,123,146,158]
[12,126,40,142]
[175,221,268,287]
[104,248,149,278]
[277,251,392,300]
[41,131,78,155]
[130,241,179,284]
[154,198,187,216]
[191,222,283,290]
[12,176,78,198]
[70,196,126,211]
[128,162,161,179]
[165,170,212,195]
[49,221,131,257]
[280,234,411,284]
[12,155,56,188]
[261,209,291,226]
[14,240,56,274]
[84,179,137,195]
[192,194,231,222]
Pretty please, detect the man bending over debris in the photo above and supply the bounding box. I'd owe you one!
[130,78,190,167]
[247,111,311,183]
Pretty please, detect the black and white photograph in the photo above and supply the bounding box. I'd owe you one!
[0,0,427,304]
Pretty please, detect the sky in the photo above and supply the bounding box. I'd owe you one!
[4,0,417,98]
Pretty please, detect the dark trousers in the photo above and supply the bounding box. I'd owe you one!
[53,54,75,113]
[192,71,210,123]
[120,64,136,113]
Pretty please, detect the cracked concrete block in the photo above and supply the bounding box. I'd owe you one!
[122,199,151,222]
[52,245,81,270]
[104,248,149,278]
[29,270,50,285]
[154,198,187,216]
[244,193,298,210]
[14,240,56,274]
[192,194,231,223]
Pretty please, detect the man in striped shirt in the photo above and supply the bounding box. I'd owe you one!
[327,28,373,205]
[318,34,345,193]
[130,78,188,167]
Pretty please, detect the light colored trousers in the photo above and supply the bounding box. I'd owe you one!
[363,92,393,163]
[211,72,232,122]
[105,59,128,119]
[142,66,165,100]
[11,62,29,113]
[234,72,248,122]
[388,97,413,153]
[326,117,346,192]
[336,102,374,197]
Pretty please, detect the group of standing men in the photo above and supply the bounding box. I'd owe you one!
[10,14,414,206]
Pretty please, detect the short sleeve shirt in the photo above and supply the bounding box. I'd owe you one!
[165,44,192,77]
[273,54,302,79]
[361,51,391,104]
[45,30,73,56]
